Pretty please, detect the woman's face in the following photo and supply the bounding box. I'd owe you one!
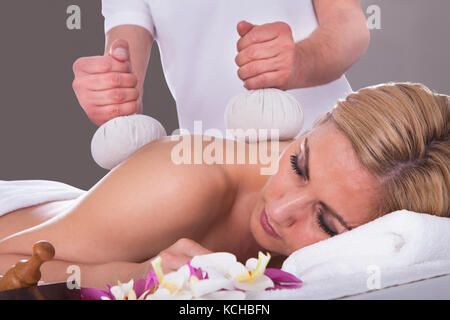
[250,121,381,256]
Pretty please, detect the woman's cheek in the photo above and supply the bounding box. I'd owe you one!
[265,155,291,193]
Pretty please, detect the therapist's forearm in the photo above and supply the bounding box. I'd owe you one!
[292,1,370,88]
[105,25,153,113]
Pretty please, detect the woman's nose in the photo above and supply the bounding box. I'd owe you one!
[266,191,312,227]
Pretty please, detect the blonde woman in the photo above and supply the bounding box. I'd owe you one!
[0,82,448,289]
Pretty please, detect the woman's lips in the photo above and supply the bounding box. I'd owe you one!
[260,209,281,238]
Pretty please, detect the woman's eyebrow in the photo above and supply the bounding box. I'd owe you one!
[305,137,353,231]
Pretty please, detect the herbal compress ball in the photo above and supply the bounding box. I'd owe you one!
[91,114,167,170]
[225,88,304,142]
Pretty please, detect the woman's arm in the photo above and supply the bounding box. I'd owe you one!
[0,238,214,290]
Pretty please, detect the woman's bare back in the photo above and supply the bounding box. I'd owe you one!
[0,200,74,240]
[0,136,286,266]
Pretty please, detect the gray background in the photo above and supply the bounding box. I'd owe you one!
[0,0,449,190]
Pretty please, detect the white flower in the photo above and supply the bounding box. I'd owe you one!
[192,251,274,292]
[143,251,274,300]
[145,287,192,300]
[190,277,233,297]
[105,279,137,300]
[200,290,246,300]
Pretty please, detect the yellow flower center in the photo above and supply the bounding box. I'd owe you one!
[235,252,271,282]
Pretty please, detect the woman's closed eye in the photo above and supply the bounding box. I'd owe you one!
[316,209,338,237]
[290,154,305,177]
[290,139,338,237]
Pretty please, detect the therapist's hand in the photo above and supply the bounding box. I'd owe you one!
[72,39,140,126]
[235,21,300,91]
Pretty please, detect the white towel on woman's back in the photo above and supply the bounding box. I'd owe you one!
[247,210,450,299]
[0,180,85,217]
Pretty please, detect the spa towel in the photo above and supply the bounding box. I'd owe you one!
[0,180,85,217]
[247,210,450,299]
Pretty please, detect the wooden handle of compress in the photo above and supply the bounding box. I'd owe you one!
[0,241,55,292]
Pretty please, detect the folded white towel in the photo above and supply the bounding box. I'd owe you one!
[0,180,85,217]
[247,210,450,299]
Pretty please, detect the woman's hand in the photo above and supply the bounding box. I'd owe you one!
[151,238,212,274]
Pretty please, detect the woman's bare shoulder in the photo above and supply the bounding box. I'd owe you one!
[51,136,240,261]
[127,135,239,196]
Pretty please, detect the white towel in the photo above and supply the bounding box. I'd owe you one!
[0,180,85,217]
[247,210,450,299]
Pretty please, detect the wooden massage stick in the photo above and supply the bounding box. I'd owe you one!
[0,241,55,291]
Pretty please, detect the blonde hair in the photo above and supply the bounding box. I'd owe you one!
[314,82,449,218]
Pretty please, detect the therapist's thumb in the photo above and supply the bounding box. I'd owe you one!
[237,20,255,37]
[109,39,130,62]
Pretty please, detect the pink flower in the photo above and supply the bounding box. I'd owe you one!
[264,268,302,290]
[81,271,158,300]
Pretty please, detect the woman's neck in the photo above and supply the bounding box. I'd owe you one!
[209,140,293,262]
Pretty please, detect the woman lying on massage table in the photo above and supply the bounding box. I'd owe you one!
[0,82,448,289]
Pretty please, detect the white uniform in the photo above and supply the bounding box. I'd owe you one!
[102,0,352,134]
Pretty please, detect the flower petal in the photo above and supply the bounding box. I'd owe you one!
[145,270,159,291]
[251,252,271,280]
[202,266,223,280]
[227,262,250,280]
[191,252,237,275]
[145,287,192,300]
[190,278,233,298]
[151,256,165,284]
[127,289,137,300]
[264,268,302,289]
[122,279,137,299]
[133,279,147,297]
[145,287,172,300]
[162,271,188,294]
[80,287,112,300]
[176,265,191,279]
[233,275,274,292]
[245,258,258,270]
[200,290,246,300]
[187,260,206,280]
[110,285,125,300]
